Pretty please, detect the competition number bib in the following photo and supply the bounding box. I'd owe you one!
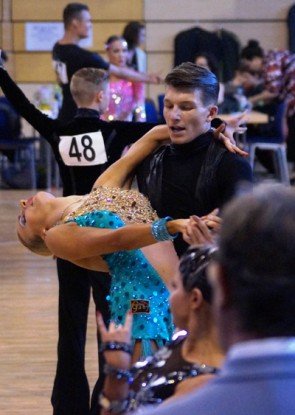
[59,130,108,166]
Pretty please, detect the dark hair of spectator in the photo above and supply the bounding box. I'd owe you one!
[63,3,89,29]
[194,52,219,76]
[217,185,295,337]
[122,21,145,50]
[240,39,264,61]
[165,62,219,106]
[179,246,215,303]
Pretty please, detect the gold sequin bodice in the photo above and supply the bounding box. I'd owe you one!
[64,186,158,224]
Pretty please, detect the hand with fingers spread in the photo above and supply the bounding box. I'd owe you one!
[96,311,133,369]
[213,121,248,158]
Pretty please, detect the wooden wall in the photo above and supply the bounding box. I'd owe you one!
[8,0,143,82]
[0,0,294,109]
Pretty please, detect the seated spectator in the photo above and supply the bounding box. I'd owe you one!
[101,35,146,122]
[0,50,21,162]
[97,245,224,414]
[220,63,255,113]
[241,39,295,162]
[194,52,224,104]
[147,184,295,415]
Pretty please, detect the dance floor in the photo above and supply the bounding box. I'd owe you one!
[0,189,98,415]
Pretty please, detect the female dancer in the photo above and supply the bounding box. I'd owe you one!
[101,35,146,122]
[17,125,236,358]
[97,245,224,413]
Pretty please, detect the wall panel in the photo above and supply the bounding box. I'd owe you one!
[146,21,287,52]
[15,53,55,82]
[12,0,142,21]
[13,22,126,52]
[145,0,292,21]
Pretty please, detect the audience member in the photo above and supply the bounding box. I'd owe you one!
[241,39,295,161]
[101,35,146,122]
[147,184,295,415]
[122,21,146,72]
[220,63,254,113]
[0,50,21,162]
[97,245,224,414]
[194,52,224,104]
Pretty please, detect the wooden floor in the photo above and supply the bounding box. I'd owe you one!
[0,189,98,415]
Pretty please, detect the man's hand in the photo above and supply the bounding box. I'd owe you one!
[182,209,221,246]
[201,208,221,232]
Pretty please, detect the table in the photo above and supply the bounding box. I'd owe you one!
[217,111,269,125]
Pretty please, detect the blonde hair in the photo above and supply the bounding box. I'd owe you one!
[17,231,52,257]
[70,67,109,106]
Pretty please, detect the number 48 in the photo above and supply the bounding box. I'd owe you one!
[69,135,96,162]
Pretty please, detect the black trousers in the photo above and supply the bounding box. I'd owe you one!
[51,258,111,415]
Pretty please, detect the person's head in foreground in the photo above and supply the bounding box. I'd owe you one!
[63,2,91,39]
[209,184,295,351]
[70,67,110,112]
[170,245,216,334]
[163,62,219,145]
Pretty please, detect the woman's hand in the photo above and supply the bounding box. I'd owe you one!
[96,311,133,369]
[167,219,190,235]
[213,120,248,157]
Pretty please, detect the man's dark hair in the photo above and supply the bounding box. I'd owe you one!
[217,184,295,337]
[122,21,145,50]
[63,3,89,29]
[165,62,219,106]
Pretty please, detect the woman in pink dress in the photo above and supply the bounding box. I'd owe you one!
[102,36,146,122]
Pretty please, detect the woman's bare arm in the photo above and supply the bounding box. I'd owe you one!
[44,219,187,262]
[92,124,169,189]
[70,256,109,272]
